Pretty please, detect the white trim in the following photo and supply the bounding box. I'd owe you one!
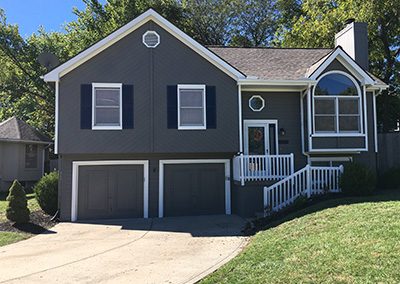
[142,30,160,48]
[309,148,365,153]
[238,84,243,153]
[71,160,149,222]
[177,84,206,130]
[248,95,265,112]
[363,85,369,151]
[308,47,374,85]
[243,120,279,155]
[91,83,123,130]
[300,91,305,154]
[312,70,363,136]
[238,79,317,86]
[54,80,59,154]
[310,156,353,162]
[373,90,378,153]
[307,85,312,150]
[158,159,231,218]
[43,9,244,82]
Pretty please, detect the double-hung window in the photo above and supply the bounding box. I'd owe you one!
[314,72,361,134]
[25,144,38,169]
[177,85,206,130]
[92,83,122,130]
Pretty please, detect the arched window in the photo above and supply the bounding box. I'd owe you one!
[313,71,361,133]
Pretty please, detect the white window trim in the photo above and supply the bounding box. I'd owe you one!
[312,70,364,136]
[92,83,123,130]
[158,159,231,218]
[71,160,149,222]
[177,84,207,130]
[248,95,265,112]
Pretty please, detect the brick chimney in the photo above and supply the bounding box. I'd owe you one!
[335,19,369,71]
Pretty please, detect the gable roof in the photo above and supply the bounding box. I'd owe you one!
[43,9,245,81]
[307,46,375,85]
[0,117,52,144]
[209,47,332,80]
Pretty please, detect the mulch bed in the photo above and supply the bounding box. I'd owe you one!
[0,210,58,234]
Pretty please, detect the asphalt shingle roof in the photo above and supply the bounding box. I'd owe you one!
[209,47,333,80]
[0,117,52,143]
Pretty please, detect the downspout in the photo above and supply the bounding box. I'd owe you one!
[373,88,384,176]
[305,83,313,164]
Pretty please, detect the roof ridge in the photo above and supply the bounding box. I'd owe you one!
[0,116,15,127]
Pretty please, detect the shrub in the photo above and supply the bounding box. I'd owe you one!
[340,162,376,196]
[6,180,30,223]
[34,172,58,215]
[379,167,400,190]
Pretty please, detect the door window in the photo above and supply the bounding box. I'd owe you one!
[248,127,265,155]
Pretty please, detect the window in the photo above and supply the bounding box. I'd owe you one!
[92,83,122,130]
[249,95,265,112]
[25,144,38,169]
[313,72,361,134]
[177,85,206,130]
[142,31,160,48]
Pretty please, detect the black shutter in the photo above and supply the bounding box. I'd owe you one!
[80,84,92,129]
[206,86,216,129]
[167,85,178,129]
[122,84,134,129]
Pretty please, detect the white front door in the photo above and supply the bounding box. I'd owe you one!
[244,120,278,155]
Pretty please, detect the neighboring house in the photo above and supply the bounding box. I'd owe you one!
[43,10,388,221]
[0,117,52,192]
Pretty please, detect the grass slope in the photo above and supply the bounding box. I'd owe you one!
[0,193,40,246]
[202,192,400,284]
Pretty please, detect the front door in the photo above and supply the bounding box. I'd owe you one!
[244,120,278,155]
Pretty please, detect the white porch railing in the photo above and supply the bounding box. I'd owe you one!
[263,165,344,213]
[233,154,294,185]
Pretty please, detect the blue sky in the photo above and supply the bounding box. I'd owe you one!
[0,0,87,37]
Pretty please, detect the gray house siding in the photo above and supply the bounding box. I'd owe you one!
[242,91,307,170]
[0,142,45,192]
[58,20,239,155]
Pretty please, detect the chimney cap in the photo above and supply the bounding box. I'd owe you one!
[345,18,355,25]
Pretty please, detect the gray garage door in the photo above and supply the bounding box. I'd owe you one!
[78,165,144,220]
[164,163,225,217]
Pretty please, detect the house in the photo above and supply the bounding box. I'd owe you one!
[0,117,52,192]
[43,10,388,221]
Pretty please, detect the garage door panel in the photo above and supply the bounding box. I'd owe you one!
[164,163,226,217]
[78,167,110,219]
[111,166,143,218]
[78,164,144,220]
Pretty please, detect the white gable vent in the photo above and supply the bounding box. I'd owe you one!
[143,31,160,48]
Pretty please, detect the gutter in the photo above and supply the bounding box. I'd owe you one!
[238,78,317,86]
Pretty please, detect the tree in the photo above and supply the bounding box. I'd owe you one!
[6,180,30,224]
[280,0,400,132]
[230,0,279,47]
[0,10,71,137]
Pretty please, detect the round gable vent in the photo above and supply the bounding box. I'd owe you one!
[143,31,160,48]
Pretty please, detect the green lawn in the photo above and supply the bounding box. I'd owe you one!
[0,192,40,246]
[201,192,400,284]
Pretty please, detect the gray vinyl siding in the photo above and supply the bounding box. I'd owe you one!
[58,153,232,221]
[58,21,238,155]
[0,142,44,191]
[242,92,307,170]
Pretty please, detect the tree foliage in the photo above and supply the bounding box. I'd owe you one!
[6,180,30,224]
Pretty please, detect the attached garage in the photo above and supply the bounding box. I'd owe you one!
[71,161,149,221]
[159,160,231,217]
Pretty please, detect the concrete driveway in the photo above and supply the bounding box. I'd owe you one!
[0,215,247,284]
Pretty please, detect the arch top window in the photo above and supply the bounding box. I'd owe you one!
[313,71,362,134]
[249,95,265,112]
[315,73,358,96]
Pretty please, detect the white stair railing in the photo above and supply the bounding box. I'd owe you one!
[233,154,294,185]
[264,165,344,213]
